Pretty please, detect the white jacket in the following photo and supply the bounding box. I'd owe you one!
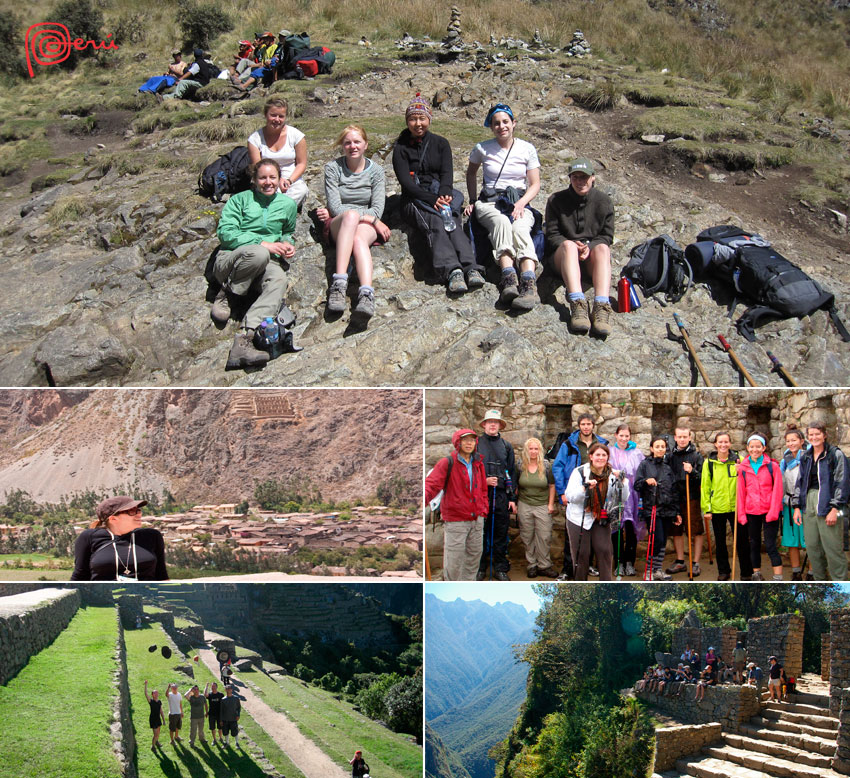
[564,463,630,530]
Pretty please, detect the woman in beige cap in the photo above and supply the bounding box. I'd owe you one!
[71,496,167,580]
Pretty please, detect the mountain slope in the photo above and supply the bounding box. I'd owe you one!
[426,595,536,778]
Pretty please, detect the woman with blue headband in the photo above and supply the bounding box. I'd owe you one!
[464,103,542,310]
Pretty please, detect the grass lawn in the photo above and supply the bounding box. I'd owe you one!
[0,605,122,778]
[0,568,72,580]
[123,624,306,778]
[242,668,421,778]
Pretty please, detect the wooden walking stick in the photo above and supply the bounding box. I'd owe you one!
[718,334,757,387]
[424,538,432,581]
[674,313,713,387]
[686,473,693,580]
[703,511,713,565]
[766,350,799,387]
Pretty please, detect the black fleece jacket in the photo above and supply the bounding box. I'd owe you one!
[392,129,455,206]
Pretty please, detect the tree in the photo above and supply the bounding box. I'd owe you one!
[49,0,104,70]
[384,673,423,738]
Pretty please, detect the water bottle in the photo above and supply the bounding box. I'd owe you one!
[440,204,456,232]
[262,316,280,345]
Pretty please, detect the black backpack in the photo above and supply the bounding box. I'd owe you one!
[281,32,311,71]
[198,146,252,202]
[691,225,850,342]
[621,234,693,305]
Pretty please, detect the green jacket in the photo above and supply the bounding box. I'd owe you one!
[217,189,296,250]
[700,451,739,513]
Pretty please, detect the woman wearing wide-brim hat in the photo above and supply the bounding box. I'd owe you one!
[71,495,167,581]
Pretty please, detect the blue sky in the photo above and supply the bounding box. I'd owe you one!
[427,582,850,613]
[427,582,544,613]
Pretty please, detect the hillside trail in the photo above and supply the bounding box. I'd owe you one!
[196,638,348,778]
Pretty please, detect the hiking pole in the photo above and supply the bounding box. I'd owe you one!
[424,539,432,580]
[686,474,693,580]
[766,350,798,387]
[644,503,657,581]
[704,510,713,566]
[717,335,757,387]
[488,484,496,580]
[673,313,713,386]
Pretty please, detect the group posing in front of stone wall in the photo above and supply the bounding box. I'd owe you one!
[425,409,849,582]
[210,93,616,368]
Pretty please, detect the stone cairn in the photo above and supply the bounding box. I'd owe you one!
[563,29,591,58]
[444,6,462,46]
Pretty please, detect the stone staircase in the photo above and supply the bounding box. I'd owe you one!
[657,691,841,778]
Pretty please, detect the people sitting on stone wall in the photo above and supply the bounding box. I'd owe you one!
[463,102,542,311]
[746,660,763,692]
[544,157,615,337]
[393,93,484,295]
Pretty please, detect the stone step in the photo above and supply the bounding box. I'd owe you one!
[762,706,840,730]
[739,723,839,757]
[751,715,840,740]
[763,701,835,718]
[791,690,832,708]
[701,744,840,778]
[674,754,781,778]
[722,733,834,768]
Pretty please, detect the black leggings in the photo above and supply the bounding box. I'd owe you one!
[747,513,782,569]
[711,511,753,577]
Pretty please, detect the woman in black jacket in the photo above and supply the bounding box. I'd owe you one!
[392,93,484,294]
[634,437,682,581]
[71,495,168,581]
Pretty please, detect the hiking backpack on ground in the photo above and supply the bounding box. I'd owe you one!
[198,146,252,202]
[621,234,693,305]
[281,45,336,79]
[686,225,850,342]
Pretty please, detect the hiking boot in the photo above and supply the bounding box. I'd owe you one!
[615,563,625,577]
[447,269,468,294]
[717,572,730,581]
[498,268,519,304]
[353,288,375,321]
[225,330,270,370]
[539,567,559,578]
[526,565,539,579]
[666,561,687,574]
[625,562,636,576]
[652,570,673,581]
[568,297,591,333]
[494,571,510,582]
[588,566,599,577]
[210,289,231,324]
[556,572,570,581]
[512,275,539,311]
[791,570,802,581]
[475,570,486,581]
[590,300,613,337]
[466,268,486,289]
[691,562,701,577]
[327,278,348,312]
[751,571,764,581]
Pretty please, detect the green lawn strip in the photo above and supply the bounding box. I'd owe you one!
[172,616,198,629]
[0,605,121,778]
[244,669,421,778]
[123,625,305,778]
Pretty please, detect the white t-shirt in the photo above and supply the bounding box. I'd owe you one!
[469,137,540,190]
[167,691,183,715]
[248,126,308,202]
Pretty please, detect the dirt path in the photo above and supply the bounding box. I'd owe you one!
[197,637,348,778]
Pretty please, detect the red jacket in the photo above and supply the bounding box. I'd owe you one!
[425,430,488,522]
[736,456,783,523]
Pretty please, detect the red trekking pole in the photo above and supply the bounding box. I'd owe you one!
[644,504,657,581]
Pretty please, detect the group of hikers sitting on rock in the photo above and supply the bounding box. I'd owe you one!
[143,31,335,102]
[636,644,790,704]
[211,92,616,369]
[426,407,849,582]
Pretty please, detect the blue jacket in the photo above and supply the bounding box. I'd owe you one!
[553,430,608,497]
[793,443,849,515]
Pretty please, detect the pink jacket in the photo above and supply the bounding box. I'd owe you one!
[736,456,783,523]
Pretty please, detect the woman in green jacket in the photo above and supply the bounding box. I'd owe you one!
[212,159,297,368]
[701,431,752,580]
